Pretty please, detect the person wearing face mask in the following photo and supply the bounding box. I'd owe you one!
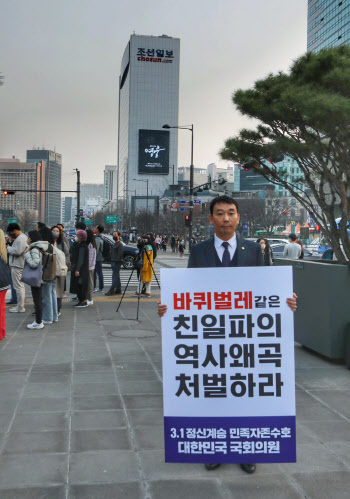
[56,223,70,249]
[257,238,273,266]
[51,226,70,315]
[105,231,123,296]
[6,223,28,313]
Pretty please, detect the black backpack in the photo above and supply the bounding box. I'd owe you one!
[101,236,111,259]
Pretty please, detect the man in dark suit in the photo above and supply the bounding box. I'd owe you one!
[158,195,297,474]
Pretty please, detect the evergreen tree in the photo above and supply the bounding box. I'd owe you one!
[220,46,350,263]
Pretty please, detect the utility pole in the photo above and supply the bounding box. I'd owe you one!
[189,125,194,249]
[74,169,81,221]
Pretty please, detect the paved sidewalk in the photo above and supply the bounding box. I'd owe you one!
[0,266,350,497]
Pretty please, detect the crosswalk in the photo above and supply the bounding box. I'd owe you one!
[102,268,161,288]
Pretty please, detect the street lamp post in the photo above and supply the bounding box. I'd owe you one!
[163,124,194,249]
[133,178,150,231]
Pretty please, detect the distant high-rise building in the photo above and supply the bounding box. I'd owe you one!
[177,166,207,186]
[80,183,104,207]
[117,34,180,212]
[71,198,77,222]
[234,157,304,198]
[26,148,62,225]
[0,157,45,220]
[104,166,117,202]
[307,0,350,52]
[62,196,73,223]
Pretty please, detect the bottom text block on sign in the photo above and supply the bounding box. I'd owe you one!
[160,266,296,463]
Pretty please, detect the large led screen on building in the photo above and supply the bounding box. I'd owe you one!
[138,129,170,175]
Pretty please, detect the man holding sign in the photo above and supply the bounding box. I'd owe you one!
[158,195,297,474]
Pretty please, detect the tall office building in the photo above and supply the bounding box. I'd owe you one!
[234,157,304,197]
[307,0,350,52]
[0,158,45,220]
[104,166,117,202]
[62,196,73,223]
[81,183,104,206]
[27,148,62,226]
[117,34,180,212]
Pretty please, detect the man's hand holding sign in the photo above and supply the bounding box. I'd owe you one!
[158,196,297,474]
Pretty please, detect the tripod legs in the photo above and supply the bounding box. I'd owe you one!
[116,247,159,320]
[116,267,135,313]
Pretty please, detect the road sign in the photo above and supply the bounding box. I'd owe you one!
[193,199,202,205]
[7,218,17,224]
[179,207,187,212]
[106,215,118,224]
[170,201,178,211]
[177,200,186,204]
[85,220,92,226]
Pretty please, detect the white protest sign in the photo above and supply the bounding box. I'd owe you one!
[161,266,296,464]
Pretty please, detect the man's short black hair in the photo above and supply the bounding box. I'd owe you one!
[7,223,20,233]
[289,233,297,242]
[96,225,104,233]
[37,222,46,230]
[57,223,64,228]
[209,195,239,215]
[75,221,86,230]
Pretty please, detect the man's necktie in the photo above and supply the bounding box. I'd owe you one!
[222,241,231,266]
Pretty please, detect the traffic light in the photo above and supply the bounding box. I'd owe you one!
[185,215,190,227]
[241,160,258,171]
[3,190,15,195]
[315,224,320,233]
[268,153,284,163]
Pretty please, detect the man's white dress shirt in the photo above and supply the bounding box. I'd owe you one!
[214,234,237,262]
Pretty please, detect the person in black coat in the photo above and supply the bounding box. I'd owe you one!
[105,231,124,296]
[69,222,86,299]
[71,230,89,308]
[256,238,273,266]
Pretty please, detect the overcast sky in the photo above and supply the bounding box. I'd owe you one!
[0,0,307,190]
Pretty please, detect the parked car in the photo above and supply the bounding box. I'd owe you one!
[267,238,289,246]
[270,243,315,260]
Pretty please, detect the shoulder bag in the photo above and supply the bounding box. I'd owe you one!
[21,261,42,288]
[0,255,11,289]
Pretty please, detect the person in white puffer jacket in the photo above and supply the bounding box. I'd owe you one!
[24,231,44,330]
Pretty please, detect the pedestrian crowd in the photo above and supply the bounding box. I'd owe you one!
[0,220,130,337]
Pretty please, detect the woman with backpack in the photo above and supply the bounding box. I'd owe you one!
[24,231,44,330]
[39,227,58,324]
[52,225,70,316]
[135,234,154,297]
